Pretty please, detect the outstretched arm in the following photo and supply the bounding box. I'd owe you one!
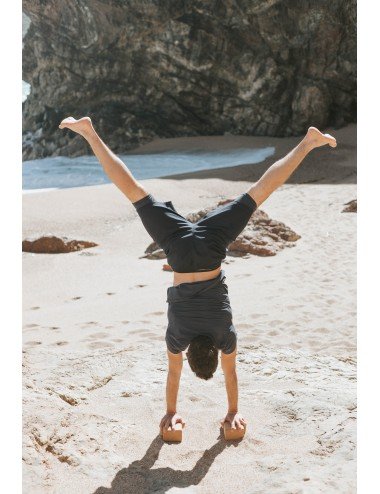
[220,349,246,431]
[248,127,337,207]
[58,116,148,203]
[159,350,186,434]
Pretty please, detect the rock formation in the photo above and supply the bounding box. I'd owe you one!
[22,235,98,254]
[23,0,356,160]
[342,199,357,213]
[141,199,300,266]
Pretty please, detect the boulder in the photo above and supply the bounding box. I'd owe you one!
[22,235,98,254]
[142,198,300,262]
[23,0,356,160]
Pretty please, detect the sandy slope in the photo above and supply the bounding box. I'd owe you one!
[23,125,356,493]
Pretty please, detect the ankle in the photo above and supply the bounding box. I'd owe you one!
[85,129,99,144]
[299,137,315,154]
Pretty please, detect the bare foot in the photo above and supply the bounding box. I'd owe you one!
[58,116,94,139]
[304,126,337,149]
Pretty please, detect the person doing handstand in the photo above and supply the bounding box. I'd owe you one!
[58,116,336,437]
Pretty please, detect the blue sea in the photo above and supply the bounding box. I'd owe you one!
[22,147,275,191]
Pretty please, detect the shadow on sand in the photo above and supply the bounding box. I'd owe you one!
[158,140,356,185]
[93,428,242,493]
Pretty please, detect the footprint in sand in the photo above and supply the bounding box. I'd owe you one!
[128,329,144,335]
[234,273,252,279]
[87,341,114,349]
[112,338,124,343]
[87,332,110,340]
[121,320,130,325]
[121,391,142,398]
[106,292,115,296]
[49,326,60,330]
[268,320,283,327]
[151,335,164,341]
[145,311,165,316]
[54,341,68,346]
[268,330,279,336]
[236,323,252,329]
[24,341,42,346]
[72,296,82,301]
[316,327,329,334]
[132,284,147,289]
[284,321,301,328]
[30,306,40,311]
[24,324,39,329]
[131,329,155,337]
[249,313,266,319]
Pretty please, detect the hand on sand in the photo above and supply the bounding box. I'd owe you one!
[160,412,186,433]
[305,126,337,149]
[220,411,247,430]
[58,116,94,138]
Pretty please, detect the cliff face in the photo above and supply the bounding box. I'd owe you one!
[22,0,356,160]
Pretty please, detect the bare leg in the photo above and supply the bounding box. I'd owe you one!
[58,116,148,203]
[248,127,337,207]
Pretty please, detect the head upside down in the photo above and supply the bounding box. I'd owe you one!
[186,335,219,380]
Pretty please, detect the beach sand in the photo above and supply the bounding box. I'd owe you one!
[23,125,357,493]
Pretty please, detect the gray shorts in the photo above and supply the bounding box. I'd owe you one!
[165,270,237,354]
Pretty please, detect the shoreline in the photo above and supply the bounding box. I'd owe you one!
[22,124,356,195]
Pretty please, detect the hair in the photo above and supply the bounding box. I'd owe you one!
[186,335,218,380]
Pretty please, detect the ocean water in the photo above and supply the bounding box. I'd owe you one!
[22,147,275,191]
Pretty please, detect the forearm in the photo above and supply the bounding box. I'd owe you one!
[85,130,147,202]
[223,369,239,413]
[166,370,181,413]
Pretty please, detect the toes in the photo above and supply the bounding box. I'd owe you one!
[323,133,337,146]
[325,134,337,147]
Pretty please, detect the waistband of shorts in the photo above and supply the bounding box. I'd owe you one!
[167,269,226,302]
[132,193,155,210]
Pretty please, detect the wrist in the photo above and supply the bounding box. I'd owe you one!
[166,409,177,414]
[228,409,238,414]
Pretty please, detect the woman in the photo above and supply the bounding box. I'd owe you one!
[58,116,336,436]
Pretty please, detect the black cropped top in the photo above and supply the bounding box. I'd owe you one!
[132,192,257,273]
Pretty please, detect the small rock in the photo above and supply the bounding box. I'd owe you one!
[22,235,98,254]
[342,199,357,213]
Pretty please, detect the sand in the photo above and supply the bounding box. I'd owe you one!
[23,124,357,493]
